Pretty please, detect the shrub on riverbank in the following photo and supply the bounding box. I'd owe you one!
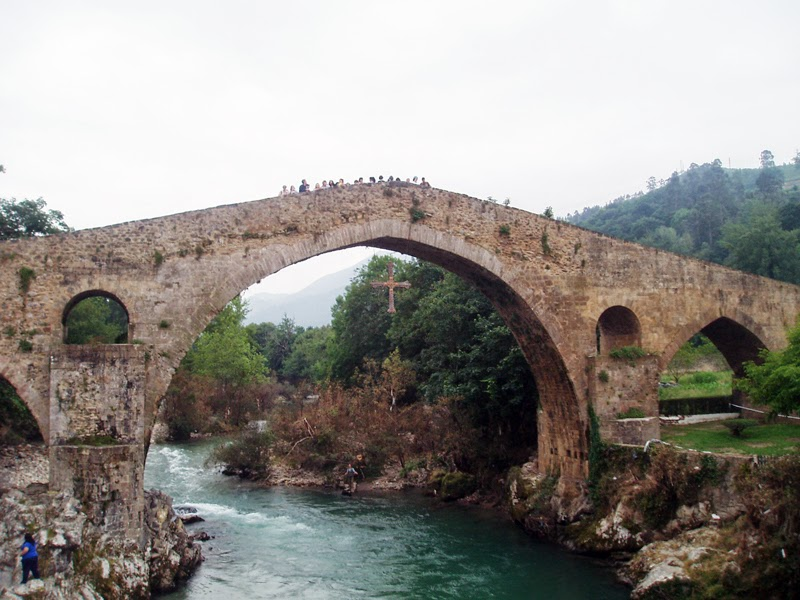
[208,430,274,479]
[209,380,531,494]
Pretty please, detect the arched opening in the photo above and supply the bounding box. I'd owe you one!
[659,317,766,436]
[63,290,130,344]
[153,239,582,477]
[596,306,641,354]
[0,376,43,445]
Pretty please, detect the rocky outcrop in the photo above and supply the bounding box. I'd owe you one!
[619,527,736,599]
[144,489,203,593]
[506,449,799,599]
[0,445,203,599]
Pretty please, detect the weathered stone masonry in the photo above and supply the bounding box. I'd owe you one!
[0,182,798,543]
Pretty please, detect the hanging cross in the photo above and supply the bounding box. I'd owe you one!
[371,261,411,313]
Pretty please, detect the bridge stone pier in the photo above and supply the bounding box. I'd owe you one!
[0,182,798,541]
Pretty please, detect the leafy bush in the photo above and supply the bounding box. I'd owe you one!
[439,471,477,501]
[208,429,274,479]
[17,267,35,294]
[722,419,758,437]
[409,207,425,222]
[609,345,647,360]
[738,319,800,415]
[690,371,718,384]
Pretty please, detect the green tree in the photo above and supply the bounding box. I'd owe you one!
[327,256,398,381]
[247,317,309,376]
[640,226,694,255]
[182,297,267,425]
[760,149,776,169]
[737,320,800,414]
[0,198,69,240]
[281,326,332,383]
[721,204,800,284]
[161,370,213,441]
[186,297,266,388]
[324,256,538,460]
[756,167,785,196]
[380,349,416,411]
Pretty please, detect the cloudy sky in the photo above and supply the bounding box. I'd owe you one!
[2,1,798,290]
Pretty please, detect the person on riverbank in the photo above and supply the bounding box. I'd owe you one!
[19,532,39,584]
[344,463,358,494]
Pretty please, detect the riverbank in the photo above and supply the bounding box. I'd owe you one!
[507,446,800,599]
[0,444,203,599]
[232,442,798,599]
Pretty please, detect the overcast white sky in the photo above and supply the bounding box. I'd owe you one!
[2,1,799,292]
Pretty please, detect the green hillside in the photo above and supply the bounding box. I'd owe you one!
[568,157,800,286]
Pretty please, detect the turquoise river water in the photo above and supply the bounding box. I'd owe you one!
[144,440,630,599]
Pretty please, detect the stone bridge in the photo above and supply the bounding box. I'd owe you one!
[1,182,798,543]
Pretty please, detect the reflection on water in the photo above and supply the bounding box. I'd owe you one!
[145,440,630,599]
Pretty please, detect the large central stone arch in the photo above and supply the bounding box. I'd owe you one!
[223,221,586,475]
[0,182,798,542]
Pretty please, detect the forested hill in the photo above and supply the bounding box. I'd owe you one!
[567,156,800,286]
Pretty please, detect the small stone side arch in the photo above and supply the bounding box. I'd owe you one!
[596,306,642,355]
[660,313,768,377]
[62,290,130,345]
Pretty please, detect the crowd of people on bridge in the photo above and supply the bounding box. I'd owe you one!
[279,175,431,196]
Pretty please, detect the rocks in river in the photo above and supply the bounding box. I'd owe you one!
[145,489,204,594]
[181,514,205,524]
[175,504,206,524]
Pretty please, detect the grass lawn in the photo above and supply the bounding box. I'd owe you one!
[661,421,800,456]
[659,371,732,400]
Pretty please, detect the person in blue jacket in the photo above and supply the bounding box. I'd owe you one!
[20,532,39,584]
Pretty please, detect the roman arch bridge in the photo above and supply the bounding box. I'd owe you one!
[1,182,798,542]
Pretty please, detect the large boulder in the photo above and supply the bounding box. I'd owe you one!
[619,527,734,599]
[145,489,203,593]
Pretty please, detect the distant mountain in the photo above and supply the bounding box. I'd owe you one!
[244,259,369,327]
